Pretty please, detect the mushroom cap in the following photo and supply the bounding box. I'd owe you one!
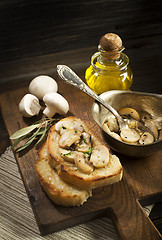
[43,92,69,115]
[29,75,58,100]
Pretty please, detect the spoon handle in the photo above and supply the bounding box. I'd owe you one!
[57,65,123,125]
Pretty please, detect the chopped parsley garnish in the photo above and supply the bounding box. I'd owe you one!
[83,138,87,143]
[74,130,78,133]
[63,151,72,156]
[83,147,93,156]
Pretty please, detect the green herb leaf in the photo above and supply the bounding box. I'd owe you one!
[11,135,26,150]
[83,147,93,156]
[11,117,59,152]
[83,138,87,143]
[63,151,72,156]
[35,126,48,146]
[10,124,40,139]
[16,127,41,152]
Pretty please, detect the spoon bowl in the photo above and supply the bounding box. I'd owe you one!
[92,90,162,157]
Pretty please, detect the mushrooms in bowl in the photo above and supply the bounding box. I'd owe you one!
[92,90,162,158]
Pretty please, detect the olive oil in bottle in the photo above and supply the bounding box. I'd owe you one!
[85,33,133,94]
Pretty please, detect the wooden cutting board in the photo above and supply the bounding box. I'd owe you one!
[0,78,161,240]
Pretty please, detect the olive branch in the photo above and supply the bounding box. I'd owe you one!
[10,118,59,152]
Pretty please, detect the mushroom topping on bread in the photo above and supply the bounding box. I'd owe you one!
[89,145,109,168]
[75,132,92,152]
[56,117,112,173]
[29,75,58,100]
[74,152,94,174]
[55,119,84,134]
[47,117,123,191]
[19,94,41,118]
[43,92,69,118]
[59,149,75,162]
[59,129,82,148]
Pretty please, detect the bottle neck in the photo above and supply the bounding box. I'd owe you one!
[98,44,125,61]
[91,51,129,73]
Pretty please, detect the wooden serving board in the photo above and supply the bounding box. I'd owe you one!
[0,78,161,240]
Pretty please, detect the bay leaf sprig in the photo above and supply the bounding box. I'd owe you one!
[10,118,59,152]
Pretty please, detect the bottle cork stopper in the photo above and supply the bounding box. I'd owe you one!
[99,33,123,59]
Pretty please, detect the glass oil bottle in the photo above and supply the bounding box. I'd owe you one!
[85,33,133,94]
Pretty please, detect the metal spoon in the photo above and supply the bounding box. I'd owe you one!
[57,65,127,129]
[56,65,154,141]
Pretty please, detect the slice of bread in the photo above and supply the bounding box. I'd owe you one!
[35,140,92,207]
[48,116,123,190]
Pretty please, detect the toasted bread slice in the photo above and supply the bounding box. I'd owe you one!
[48,116,123,190]
[35,140,92,207]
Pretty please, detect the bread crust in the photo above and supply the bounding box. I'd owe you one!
[48,116,123,190]
[35,140,92,207]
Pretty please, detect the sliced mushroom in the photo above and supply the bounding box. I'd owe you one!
[74,152,94,174]
[140,111,152,123]
[158,130,162,140]
[106,116,119,132]
[59,148,75,163]
[55,119,84,134]
[152,117,162,130]
[134,124,144,136]
[55,119,72,134]
[145,119,159,140]
[72,121,84,132]
[58,129,82,148]
[120,127,140,143]
[89,145,109,168]
[103,123,122,141]
[59,126,69,135]
[139,132,154,145]
[75,132,92,152]
[109,132,122,141]
[118,108,140,121]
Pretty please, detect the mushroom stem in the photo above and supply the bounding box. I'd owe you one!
[43,107,56,118]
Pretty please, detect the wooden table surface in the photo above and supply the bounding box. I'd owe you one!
[0,0,162,238]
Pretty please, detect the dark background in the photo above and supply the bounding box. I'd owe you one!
[0,0,162,93]
[0,0,161,61]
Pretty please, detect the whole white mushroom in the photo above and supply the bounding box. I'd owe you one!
[19,94,41,118]
[29,75,58,100]
[43,92,69,117]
